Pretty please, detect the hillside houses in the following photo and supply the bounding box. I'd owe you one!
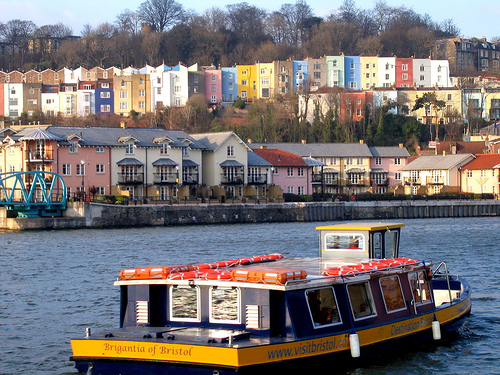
[1,125,499,200]
[2,55,500,131]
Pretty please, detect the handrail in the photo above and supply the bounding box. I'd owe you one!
[433,262,453,303]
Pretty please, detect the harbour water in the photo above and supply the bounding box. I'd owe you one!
[1,217,499,375]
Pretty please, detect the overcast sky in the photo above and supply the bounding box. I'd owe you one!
[1,0,498,41]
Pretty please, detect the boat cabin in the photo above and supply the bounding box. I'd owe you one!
[317,222,404,265]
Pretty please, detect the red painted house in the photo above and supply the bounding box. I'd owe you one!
[395,58,414,88]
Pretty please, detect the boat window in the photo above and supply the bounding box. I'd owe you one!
[379,276,406,312]
[210,287,240,323]
[408,271,432,305]
[306,287,341,328]
[373,232,382,258]
[385,230,398,258]
[347,282,376,320]
[325,233,365,251]
[170,286,200,322]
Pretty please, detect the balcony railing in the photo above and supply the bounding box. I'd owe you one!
[426,176,445,185]
[404,177,422,185]
[247,173,267,185]
[153,172,178,185]
[220,173,244,184]
[371,178,389,186]
[346,178,369,186]
[117,173,144,185]
[27,150,54,161]
[182,173,199,185]
[312,173,324,183]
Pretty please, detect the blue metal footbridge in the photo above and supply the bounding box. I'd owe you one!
[0,171,67,217]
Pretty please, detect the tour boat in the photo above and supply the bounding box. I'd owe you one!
[70,222,472,374]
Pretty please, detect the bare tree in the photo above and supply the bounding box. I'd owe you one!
[115,9,142,35]
[226,3,269,45]
[138,0,185,33]
[0,19,37,67]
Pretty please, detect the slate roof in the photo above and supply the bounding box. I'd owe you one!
[247,151,273,167]
[369,146,410,158]
[400,154,474,171]
[461,154,500,169]
[190,132,251,152]
[249,142,372,157]
[18,127,63,141]
[43,127,207,150]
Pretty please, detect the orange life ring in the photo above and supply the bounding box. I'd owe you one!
[201,269,232,280]
[350,195,356,201]
[167,271,203,280]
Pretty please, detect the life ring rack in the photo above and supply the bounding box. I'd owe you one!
[322,258,420,277]
[119,253,284,280]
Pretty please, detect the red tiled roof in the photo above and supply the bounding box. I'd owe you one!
[252,148,307,167]
[461,154,500,169]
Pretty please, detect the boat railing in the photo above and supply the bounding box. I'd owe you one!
[433,262,453,304]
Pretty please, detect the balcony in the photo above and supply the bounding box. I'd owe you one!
[220,173,244,185]
[27,150,54,161]
[117,173,144,185]
[426,176,445,185]
[346,178,369,187]
[153,172,178,185]
[182,172,199,185]
[247,173,267,185]
[371,178,389,186]
[404,177,422,185]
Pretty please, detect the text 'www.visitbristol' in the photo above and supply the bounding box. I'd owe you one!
[267,338,348,359]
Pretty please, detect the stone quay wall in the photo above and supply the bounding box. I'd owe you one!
[1,200,499,230]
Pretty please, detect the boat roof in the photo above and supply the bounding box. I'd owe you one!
[316,222,405,231]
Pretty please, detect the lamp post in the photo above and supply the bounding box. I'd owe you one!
[80,160,85,200]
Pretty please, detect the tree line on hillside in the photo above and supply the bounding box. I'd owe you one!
[0,0,461,71]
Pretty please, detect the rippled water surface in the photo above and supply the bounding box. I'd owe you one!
[1,217,498,375]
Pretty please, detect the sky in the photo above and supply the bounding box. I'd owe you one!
[0,0,499,41]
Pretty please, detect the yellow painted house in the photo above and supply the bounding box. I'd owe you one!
[360,56,379,90]
[131,74,150,116]
[255,62,275,100]
[400,87,463,125]
[113,75,133,117]
[236,64,257,102]
[460,154,500,196]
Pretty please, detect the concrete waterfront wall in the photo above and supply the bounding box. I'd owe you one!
[1,200,499,230]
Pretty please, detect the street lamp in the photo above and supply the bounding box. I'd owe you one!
[80,160,85,200]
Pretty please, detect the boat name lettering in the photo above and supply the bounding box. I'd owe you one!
[103,343,193,357]
[391,316,433,336]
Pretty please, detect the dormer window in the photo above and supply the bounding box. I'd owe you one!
[125,143,134,154]
[69,141,79,153]
[160,143,169,155]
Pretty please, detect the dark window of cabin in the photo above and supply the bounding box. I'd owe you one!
[306,287,341,328]
[347,282,376,319]
[210,287,240,323]
[373,232,382,258]
[386,230,399,258]
[379,275,406,312]
[170,286,200,321]
[408,271,432,305]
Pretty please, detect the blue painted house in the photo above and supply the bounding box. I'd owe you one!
[221,67,238,105]
[293,60,308,94]
[344,56,361,90]
[95,79,114,117]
